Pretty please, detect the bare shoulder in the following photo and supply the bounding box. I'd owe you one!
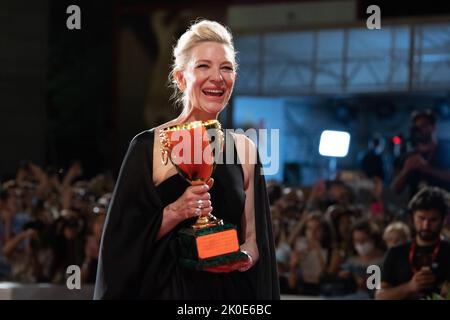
[230,132,257,163]
[229,132,257,189]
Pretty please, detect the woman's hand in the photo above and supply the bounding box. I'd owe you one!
[167,178,214,221]
[203,251,253,273]
[238,250,253,272]
[156,178,214,240]
[289,250,300,270]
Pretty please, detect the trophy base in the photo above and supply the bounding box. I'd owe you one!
[180,251,248,271]
[178,222,246,271]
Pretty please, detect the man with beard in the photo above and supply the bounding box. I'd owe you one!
[376,187,450,299]
[392,109,450,199]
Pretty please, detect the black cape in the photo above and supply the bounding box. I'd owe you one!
[94,129,280,299]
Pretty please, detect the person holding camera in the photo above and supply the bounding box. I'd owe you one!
[2,219,48,282]
[391,109,450,199]
[376,187,450,300]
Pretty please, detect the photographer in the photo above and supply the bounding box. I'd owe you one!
[391,109,450,198]
[2,220,49,282]
[376,187,450,300]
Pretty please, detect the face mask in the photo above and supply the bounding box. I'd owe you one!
[355,242,374,256]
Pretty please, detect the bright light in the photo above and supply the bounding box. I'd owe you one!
[319,130,350,157]
[392,136,402,145]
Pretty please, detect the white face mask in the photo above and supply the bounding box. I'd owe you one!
[355,242,374,256]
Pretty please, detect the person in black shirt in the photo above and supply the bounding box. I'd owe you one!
[359,133,386,182]
[376,187,450,299]
[392,109,450,199]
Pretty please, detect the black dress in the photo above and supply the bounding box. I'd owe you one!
[94,128,279,299]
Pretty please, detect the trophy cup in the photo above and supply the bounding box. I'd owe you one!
[159,120,248,271]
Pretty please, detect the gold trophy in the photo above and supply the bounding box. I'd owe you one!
[159,120,248,270]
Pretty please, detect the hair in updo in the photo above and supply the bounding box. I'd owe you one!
[169,20,237,112]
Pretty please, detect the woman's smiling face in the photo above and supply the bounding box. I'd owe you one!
[175,41,236,118]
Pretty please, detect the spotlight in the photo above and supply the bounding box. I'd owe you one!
[319,130,351,157]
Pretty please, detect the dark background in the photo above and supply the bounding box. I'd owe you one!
[1,0,450,183]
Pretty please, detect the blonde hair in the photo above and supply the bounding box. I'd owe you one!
[383,221,411,241]
[169,20,237,112]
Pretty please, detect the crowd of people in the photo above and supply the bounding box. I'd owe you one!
[0,161,112,284]
[1,110,450,299]
[271,109,450,299]
[270,180,450,299]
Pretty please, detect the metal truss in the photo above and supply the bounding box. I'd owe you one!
[234,22,450,95]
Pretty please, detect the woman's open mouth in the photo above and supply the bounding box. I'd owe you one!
[202,89,224,97]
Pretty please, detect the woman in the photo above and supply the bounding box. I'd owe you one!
[288,212,335,295]
[94,20,279,299]
[325,205,355,264]
[336,219,385,299]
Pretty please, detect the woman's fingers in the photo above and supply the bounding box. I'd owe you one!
[181,198,213,219]
[184,206,213,219]
[206,178,214,189]
[190,184,209,194]
[199,206,213,217]
[190,200,212,215]
[178,183,214,220]
[187,188,210,202]
[191,199,212,209]
[197,192,211,200]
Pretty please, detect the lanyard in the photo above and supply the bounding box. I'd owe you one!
[408,238,440,274]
